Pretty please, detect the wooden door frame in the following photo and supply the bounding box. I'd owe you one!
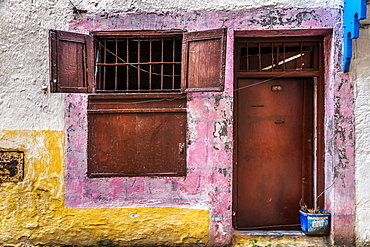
[232,34,325,229]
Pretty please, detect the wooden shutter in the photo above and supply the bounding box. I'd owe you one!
[181,28,227,92]
[87,94,187,177]
[49,30,94,93]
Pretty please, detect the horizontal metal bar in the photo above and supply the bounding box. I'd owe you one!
[236,71,320,77]
[95,89,181,93]
[185,87,222,92]
[91,30,183,37]
[88,92,186,99]
[88,171,185,177]
[88,108,187,114]
[97,62,181,66]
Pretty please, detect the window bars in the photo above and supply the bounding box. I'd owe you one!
[238,41,320,73]
[96,36,182,93]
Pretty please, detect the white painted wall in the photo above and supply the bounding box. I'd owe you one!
[354,4,370,244]
[0,0,70,131]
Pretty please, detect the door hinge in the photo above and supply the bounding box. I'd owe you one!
[51,79,57,92]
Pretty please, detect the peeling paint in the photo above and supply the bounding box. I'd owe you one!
[213,121,229,138]
[0,0,357,245]
[250,9,324,27]
[0,130,209,246]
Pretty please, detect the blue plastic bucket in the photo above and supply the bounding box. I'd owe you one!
[299,209,331,235]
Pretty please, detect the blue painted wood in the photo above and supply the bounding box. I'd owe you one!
[343,0,367,72]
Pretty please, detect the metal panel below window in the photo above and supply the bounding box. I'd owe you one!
[87,94,187,177]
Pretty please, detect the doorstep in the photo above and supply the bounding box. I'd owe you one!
[232,230,332,247]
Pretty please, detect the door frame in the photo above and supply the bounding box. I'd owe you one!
[232,34,325,229]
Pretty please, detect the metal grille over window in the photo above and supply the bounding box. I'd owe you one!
[237,40,320,73]
[96,36,182,93]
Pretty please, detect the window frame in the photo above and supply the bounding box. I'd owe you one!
[234,36,322,78]
[92,30,183,93]
[49,28,227,177]
[49,28,227,94]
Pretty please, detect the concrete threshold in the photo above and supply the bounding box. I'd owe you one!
[232,230,332,246]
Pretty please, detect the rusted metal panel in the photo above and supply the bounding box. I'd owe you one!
[234,78,313,230]
[87,96,187,177]
[0,151,24,183]
[182,28,226,92]
[49,30,94,93]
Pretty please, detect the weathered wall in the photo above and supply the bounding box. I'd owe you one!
[0,0,357,246]
[353,3,370,245]
[59,0,340,13]
[0,0,341,130]
[65,8,345,245]
[0,0,69,131]
[0,130,209,245]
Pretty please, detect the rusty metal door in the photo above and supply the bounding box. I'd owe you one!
[234,78,313,230]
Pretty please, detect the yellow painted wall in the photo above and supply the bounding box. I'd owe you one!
[0,130,209,246]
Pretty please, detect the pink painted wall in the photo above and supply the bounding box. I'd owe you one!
[64,8,355,245]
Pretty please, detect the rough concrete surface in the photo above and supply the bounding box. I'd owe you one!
[354,3,370,245]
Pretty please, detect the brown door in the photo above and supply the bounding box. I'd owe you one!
[234,78,313,230]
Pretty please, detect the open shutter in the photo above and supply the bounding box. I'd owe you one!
[181,28,226,92]
[49,30,94,93]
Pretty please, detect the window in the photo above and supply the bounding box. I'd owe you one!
[49,29,226,93]
[94,32,182,93]
[235,37,322,77]
[49,29,226,177]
